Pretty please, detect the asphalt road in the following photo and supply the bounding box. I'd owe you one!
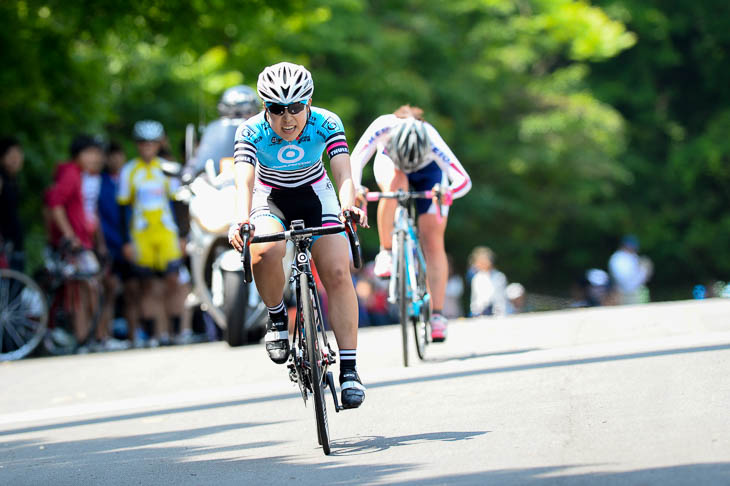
[1,299,729,485]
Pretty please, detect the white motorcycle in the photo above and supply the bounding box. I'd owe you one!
[179,120,275,346]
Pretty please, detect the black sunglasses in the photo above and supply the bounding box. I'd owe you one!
[266,102,307,116]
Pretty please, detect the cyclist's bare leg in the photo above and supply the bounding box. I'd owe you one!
[98,272,119,341]
[141,277,165,339]
[123,278,140,343]
[311,234,358,349]
[376,169,408,250]
[249,217,287,307]
[71,281,91,342]
[418,212,448,311]
[312,233,365,408]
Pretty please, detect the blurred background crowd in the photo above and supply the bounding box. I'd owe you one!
[3,1,730,356]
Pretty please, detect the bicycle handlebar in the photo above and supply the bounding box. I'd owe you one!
[363,188,451,222]
[239,214,362,284]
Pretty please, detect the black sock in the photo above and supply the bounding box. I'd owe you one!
[432,309,443,316]
[340,349,357,376]
[267,300,287,326]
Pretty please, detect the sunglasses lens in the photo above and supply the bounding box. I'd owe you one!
[267,104,286,115]
[287,103,305,115]
[267,102,306,116]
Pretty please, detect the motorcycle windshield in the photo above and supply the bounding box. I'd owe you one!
[189,119,241,176]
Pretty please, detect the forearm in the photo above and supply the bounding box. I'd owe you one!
[234,163,255,222]
[331,154,356,208]
[50,206,76,240]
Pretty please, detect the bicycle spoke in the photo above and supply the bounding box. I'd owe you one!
[4,319,27,349]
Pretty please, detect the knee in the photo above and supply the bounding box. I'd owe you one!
[321,264,351,289]
[252,243,285,267]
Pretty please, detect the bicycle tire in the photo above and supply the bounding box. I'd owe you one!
[43,277,104,355]
[413,243,429,360]
[301,272,331,455]
[0,269,49,361]
[396,231,409,367]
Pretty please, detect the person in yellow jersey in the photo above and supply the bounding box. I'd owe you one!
[117,120,183,346]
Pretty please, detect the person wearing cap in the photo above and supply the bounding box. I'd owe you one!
[45,134,105,345]
[118,120,183,346]
[608,234,653,305]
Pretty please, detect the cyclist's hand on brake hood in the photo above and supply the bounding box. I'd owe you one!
[228,221,254,252]
[340,205,369,229]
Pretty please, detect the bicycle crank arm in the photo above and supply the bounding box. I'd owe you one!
[326,371,343,412]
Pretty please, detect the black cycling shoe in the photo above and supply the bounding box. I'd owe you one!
[340,369,366,409]
[264,318,290,364]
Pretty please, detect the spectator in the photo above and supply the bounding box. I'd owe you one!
[468,246,507,317]
[608,235,653,305]
[98,142,137,349]
[118,120,184,347]
[0,137,25,270]
[45,134,105,345]
[506,282,526,314]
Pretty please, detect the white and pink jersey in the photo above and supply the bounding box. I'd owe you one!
[350,114,471,199]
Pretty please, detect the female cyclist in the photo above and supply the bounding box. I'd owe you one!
[228,62,368,409]
[350,105,472,342]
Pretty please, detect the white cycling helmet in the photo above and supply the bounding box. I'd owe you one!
[257,62,314,105]
[218,85,261,119]
[386,117,431,172]
[133,120,165,142]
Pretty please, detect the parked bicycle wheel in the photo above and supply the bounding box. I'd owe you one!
[43,277,104,355]
[0,269,49,361]
[301,272,331,454]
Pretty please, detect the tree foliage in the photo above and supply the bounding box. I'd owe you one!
[4,0,720,296]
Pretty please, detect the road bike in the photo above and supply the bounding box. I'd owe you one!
[0,244,105,361]
[239,212,362,455]
[364,189,447,366]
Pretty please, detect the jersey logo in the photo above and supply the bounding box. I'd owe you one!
[240,127,255,139]
[277,145,305,164]
[322,116,338,131]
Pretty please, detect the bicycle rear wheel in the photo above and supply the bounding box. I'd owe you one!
[301,272,331,455]
[0,269,49,361]
[396,231,409,367]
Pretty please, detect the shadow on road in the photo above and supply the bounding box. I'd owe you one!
[389,463,730,485]
[331,431,488,455]
[372,343,730,389]
[2,342,728,439]
[427,348,540,363]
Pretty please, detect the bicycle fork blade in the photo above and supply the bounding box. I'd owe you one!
[326,371,343,412]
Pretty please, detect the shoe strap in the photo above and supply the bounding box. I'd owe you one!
[265,330,289,342]
[341,380,366,391]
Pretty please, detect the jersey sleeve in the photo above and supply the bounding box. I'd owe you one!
[233,123,259,166]
[349,114,397,188]
[318,110,349,160]
[116,161,134,206]
[45,164,77,208]
[425,123,472,199]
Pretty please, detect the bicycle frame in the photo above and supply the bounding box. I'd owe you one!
[389,203,430,320]
[238,213,361,455]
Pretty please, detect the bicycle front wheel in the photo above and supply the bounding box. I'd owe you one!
[396,231,409,367]
[0,269,49,361]
[301,272,331,455]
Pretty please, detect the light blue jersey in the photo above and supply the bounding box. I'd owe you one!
[233,107,349,189]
